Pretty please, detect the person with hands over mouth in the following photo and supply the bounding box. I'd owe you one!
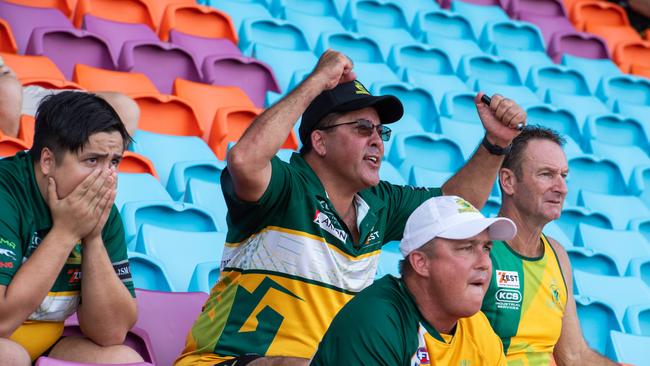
[175,49,527,366]
[0,91,142,365]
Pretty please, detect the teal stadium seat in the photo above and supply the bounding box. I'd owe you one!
[450,0,510,38]
[282,8,345,49]
[391,0,440,24]
[561,54,622,94]
[545,89,609,131]
[371,81,439,132]
[135,225,226,292]
[167,160,226,201]
[525,65,592,101]
[595,74,650,109]
[578,191,650,230]
[589,141,650,184]
[239,17,310,55]
[188,261,222,293]
[378,160,407,185]
[524,104,583,158]
[183,178,229,231]
[566,154,627,206]
[608,331,650,365]
[208,0,273,32]
[128,251,174,292]
[115,173,173,212]
[555,205,613,243]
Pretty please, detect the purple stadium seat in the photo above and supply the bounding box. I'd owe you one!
[35,358,153,366]
[0,1,73,53]
[169,29,241,66]
[25,28,116,79]
[202,54,280,107]
[61,290,207,366]
[439,0,508,9]
[83,14,158,59]
[508,0,567,18]
[547,31,610,62]
[518,11,575,45]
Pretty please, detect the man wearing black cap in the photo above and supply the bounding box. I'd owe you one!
[175,50,527,366]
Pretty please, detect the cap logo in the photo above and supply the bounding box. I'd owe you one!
[354,81,370,95]
[455,197,479,214]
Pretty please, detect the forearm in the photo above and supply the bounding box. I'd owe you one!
[441,144,503,209]
[77,236,136,346]
[0,229,77,336]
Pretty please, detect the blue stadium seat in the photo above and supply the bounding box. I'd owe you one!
[631,215,650,245]
[404,68,470,107]
[566,246,619,276]
[579,191,650,230]
[481,196,501,218]
[438,117,483,159]
[270,0,341,18]
[388,132,464,186]
[253,45,318,97]
[387,43,456,80]
[450,0,510,38]
[493,46,554,82]
[283,8,345,49]
[630,165,650,210]
[115,173,173,212]
[128,251,173,292]
[207,0,272,33]
[375,242,401,278]
[167,160,226,201]
[608,331,650,365]
[183,178,228,231]
[188,261,221,293]
[526,65,592,101]
[561,54,622,94]
[135,225,226,292]
[379,160,407,185]
[239,17,310,55]
[567,154,627,206]
[542,221,573,248]
[545,91,609,131]
[583,113,649,154]
[129,131,219,187]
[316,31,400,85]
[589,141,650,184]
[614,101,650,131]
[595,74,650,109]
[440,91,480,124]
[575,294,622,356]
[122,201,220,248]
[627,256,650,296]
[276,148,296,162]
[574,224,650,276]
[391,0,440,24]
[524,104,583,158]
[458,54,541,106]
[555,205,613,244]
[371,81,439,132]
[356,24,418,61]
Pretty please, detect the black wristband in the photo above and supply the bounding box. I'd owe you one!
[482,135,511,155]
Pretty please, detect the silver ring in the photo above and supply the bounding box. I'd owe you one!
[516,122,524,131]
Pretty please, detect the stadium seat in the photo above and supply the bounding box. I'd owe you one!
[561,54,622,93]
[626,250,650,289]
[73,64,159,94]
[555,205,613,243]
[481,196,502,218]
[135,225,226,291]
[574,293,622,355]
[73,0,156,31]
[127,251,174,292]
[16,115,35,148]
[388,132,464,185]
[375,244,401,278]
[4,0,74,17]
[386,43,454,80]
[115,173,172,212]
[207,0,274,33]
[282,8,345,50]
[574,224,650,276]
[371,82,439,132]
[450,0,510,39]
[169,29,241,66]
[547,31,610,63]
[631,63,650,79]
[0,1,73,54]
[526,65,591,101]
[0,135,28,158]
[251,45,317,100]
[524,104,583,157]
[167,159,226,202]
[614,101,650,127]
[517,9,575,45]
[609,331,650,365]
[542,220,573,248]
[545,90,609,130]
[595,74,650,109]
[135,94,205,137]
[316,31,400,86]
[82,14,159,59]
[173,78,255,140]
[438,117,484,159]
[583,114,648,152]
[439,91,485,125]
[566,246,619,276]
[129,130,220,186]
[187,261,221,293]
[158,3,238,43]
[579,191,650,230]
[0,19,17,53]
[566,154,627,206]
[118,152,158,177]
[35,358,152,366]
[412,9,484,68]
[239,17,310,55]
[508,0,567,18]
[378,160,407,185]
[390,0,440,24]
[270,0,341,19]
[183,178,228,230]
[571,1,641,54]
[630,165,650,210]
[589,141,650,184]
[1,53,82,90]
[143,0,195,27]
[122,201,220,247]
[202,53,280,108]
[613,41,650,75]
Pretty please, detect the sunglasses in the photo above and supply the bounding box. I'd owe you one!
[317,119,392,141]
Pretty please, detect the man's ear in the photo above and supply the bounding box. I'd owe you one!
[408,251,431,278]
[311,131,327,157]
[500,168,516,196]
[39,148,56,176]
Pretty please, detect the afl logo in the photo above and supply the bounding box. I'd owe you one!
[416,347,430,365]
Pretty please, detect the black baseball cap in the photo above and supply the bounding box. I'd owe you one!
[299,80,403,149]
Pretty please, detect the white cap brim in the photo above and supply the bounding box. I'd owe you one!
[438,216,517,241]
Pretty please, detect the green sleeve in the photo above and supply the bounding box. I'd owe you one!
[101,205,135,297]
[375,182,442,243]
[220,157,294,235]
[0,188,23,286]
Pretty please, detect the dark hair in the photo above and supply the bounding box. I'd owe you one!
[398,240,436,278]
[299,112,342,155]
[29,91,132,163]
[501,125,565,179]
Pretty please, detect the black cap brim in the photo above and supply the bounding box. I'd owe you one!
[330,94,403,125]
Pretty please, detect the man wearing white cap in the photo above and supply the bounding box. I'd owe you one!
[311,195,516,365]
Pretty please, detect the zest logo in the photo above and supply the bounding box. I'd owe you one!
[496,270,520,289]
[0,262,13,269]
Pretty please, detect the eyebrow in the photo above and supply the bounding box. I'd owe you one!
[79,152,123,160]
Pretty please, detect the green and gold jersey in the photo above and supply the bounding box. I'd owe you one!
[482,234,568,366]
[175,154,441,365]
[0,151,135,360]
[311,275,507,366]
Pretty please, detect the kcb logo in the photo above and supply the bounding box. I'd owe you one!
[496,289,522,303]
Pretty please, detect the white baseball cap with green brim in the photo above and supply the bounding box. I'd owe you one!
[400,195,517,257]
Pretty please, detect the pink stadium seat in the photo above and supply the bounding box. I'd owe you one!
[0,1,73,53]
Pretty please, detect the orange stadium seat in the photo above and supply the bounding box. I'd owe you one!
[0,53,82,89]
[17,115,35,148]
[173,78,254,140]
[73,0,156,31]
[0,135,28,157]
[142,0,195,28]
[158,3,237,44]
[631,63,650,78]
[570,1,629,31]
[4,0,75,17]
[136,94,203,137]
[119,151,158,177]
[614,41,650,73]
[209,106,298,160]
[0,19,17,54]
[73,64,159,94]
